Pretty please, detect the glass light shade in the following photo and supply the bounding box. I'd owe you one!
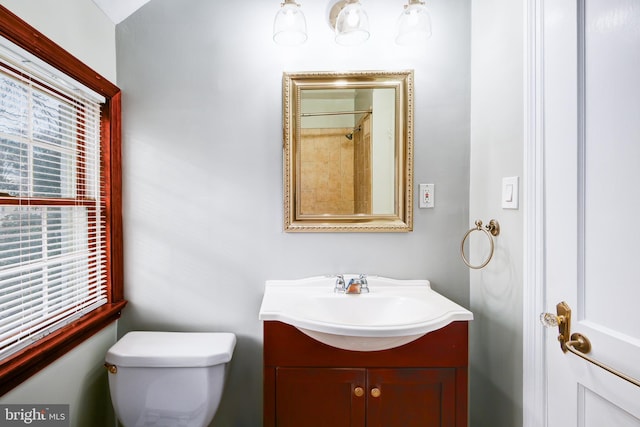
[334,2,370,46]
[273,1,308,46]
[395,1,432,45]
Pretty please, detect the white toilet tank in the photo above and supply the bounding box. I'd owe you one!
[105,331,236,427]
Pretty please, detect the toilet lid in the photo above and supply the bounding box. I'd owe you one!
[105,331,236,367]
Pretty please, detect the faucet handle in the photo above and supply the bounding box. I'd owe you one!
[359,274,369,293]
[334,275,346,293]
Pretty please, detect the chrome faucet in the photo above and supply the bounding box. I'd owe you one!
[345,274,370,294]
[334,274,369,294]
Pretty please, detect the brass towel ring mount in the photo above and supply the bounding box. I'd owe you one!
[460,219,500,269]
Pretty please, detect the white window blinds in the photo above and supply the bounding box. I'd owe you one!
[0,42,107,360]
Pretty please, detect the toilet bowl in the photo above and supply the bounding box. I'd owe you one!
[105,331,236,427]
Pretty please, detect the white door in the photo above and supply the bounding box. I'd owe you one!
[543,0,640,425]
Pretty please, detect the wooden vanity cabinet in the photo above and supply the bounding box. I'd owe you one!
[263,321,468,427]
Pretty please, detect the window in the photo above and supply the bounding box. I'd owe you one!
[0,6,124,395]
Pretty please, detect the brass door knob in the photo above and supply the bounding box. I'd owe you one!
[370,388,381,398]
[354,387,364,397]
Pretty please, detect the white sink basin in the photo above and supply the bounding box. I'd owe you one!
[259,275,473,351]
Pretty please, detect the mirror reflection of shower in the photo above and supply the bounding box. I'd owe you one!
[345,125,362,140]
[297,86,397,217]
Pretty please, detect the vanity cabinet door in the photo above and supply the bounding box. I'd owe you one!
[367,368,457,427]
[275,367,366,427]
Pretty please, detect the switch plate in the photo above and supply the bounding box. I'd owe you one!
[419,184,434,208]
[502,176,519,209]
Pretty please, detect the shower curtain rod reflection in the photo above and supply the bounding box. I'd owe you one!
[301,109,372,117]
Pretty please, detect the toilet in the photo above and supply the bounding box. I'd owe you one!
[105,331,236,427]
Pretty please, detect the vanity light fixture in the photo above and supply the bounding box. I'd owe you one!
[273,0,308,46]
[395,0,432,45]
[329,0,370,46]
[273,0,432,46]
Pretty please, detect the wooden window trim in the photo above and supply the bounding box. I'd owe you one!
[0,5,126,396]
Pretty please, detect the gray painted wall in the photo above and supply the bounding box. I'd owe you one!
[469,0,525,426]
[116,0,471,424]
[0,0,116,83]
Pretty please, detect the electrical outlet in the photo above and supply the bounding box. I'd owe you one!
[419,184,434,208]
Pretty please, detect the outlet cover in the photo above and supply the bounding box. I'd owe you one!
[419,184,434,208]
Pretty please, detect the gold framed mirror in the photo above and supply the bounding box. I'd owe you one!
[283,70,414,232]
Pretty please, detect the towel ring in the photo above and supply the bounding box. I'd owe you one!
[460,219,500,269]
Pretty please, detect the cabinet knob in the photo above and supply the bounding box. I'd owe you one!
[371,387,381,398]
[354,387,364,397]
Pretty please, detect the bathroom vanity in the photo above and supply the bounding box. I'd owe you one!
[259,276,472,426]
[263,320,468,427]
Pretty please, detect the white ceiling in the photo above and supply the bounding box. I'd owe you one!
[91,0,151,24]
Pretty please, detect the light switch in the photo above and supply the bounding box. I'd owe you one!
[502,176,519,209]
[505,184,513,202]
